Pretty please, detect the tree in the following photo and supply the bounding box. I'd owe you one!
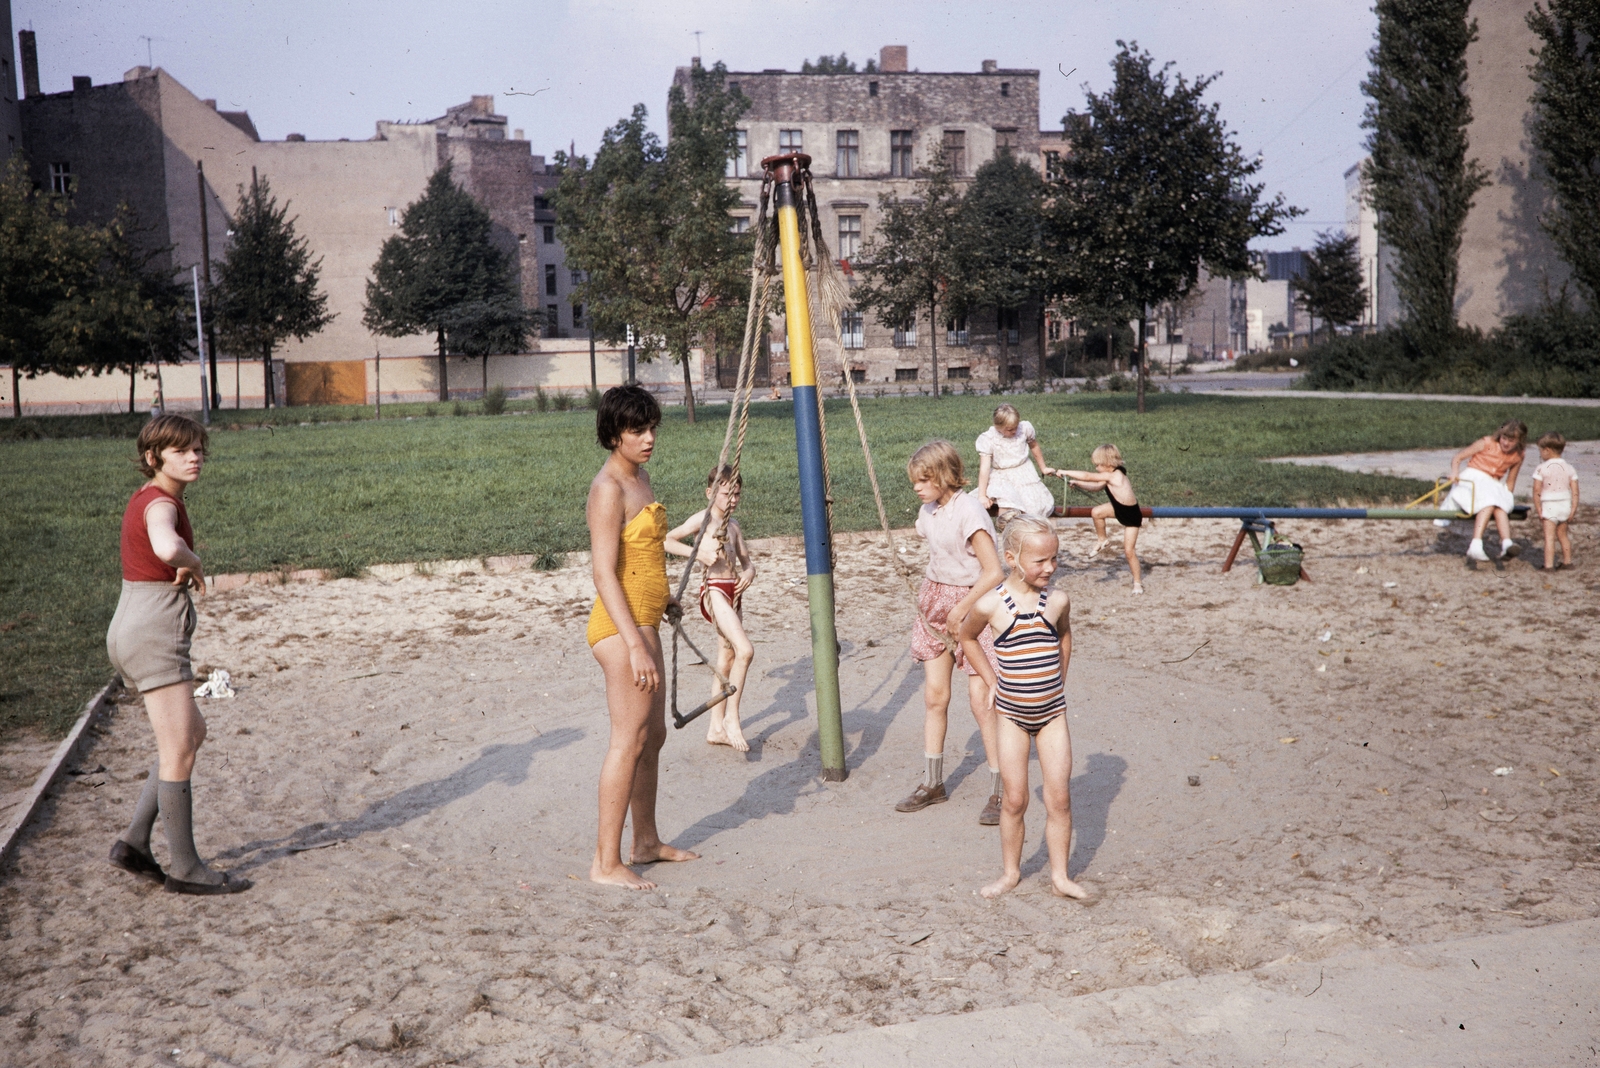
[854,160,965,397]
[1046,43,1298,411]
[0,157,103,416]
[364,163,529,403]
[955,150,1048,386]
[1296,230,1368,341]
[555,62,750,423]
[1527,0,1600,308]
[47,210,193,412]
[801,53,875,74]
[1361,0,1489,350]
[213,175,333,408]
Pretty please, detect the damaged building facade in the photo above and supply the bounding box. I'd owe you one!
[683,46,1047,389]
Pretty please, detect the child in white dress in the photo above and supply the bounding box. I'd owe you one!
[975,404,1057,522]
[1531,431,1580,570]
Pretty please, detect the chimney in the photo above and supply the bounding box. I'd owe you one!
[124,66,151,81]
[19,30,39,98]
[981,60,998,74]
[879,45,907,73]
[202,98,217,110]
[286,132,306,141]
[72,75,91,93]
[513,128,524,141]
[470,94,494,114]
[691,56,701,69]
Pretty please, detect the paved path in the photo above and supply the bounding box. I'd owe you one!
[1202,387,1600,407]
[1270,440,1599,489]
[662,919,1600,1067]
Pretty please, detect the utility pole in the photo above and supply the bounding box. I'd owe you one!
[192,267,210,425]
[197,161,219,405]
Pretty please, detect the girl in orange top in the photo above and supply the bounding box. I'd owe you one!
[585,386,698,890]
[1443,419,1528,562]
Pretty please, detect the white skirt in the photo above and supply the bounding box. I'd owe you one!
[989,462,1056,518]
[1443,468,1516,515]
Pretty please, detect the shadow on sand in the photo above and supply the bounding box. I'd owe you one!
[1017,751,1128,880]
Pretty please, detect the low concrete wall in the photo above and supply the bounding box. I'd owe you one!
[2,342,707,415]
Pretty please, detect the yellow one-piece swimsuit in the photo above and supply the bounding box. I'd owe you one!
[586,502,671,647]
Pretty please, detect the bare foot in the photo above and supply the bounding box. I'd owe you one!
[1051,874,1090,900]
[590,861,656,890]
[723,724,750,753]
[706,728,731,746]
[1089,540,1109,557]
[980,871,1021,899]
[631,843,701,865]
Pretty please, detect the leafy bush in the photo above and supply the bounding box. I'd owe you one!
[451,400,467,416]
[482,385,508,415]
[585,387,603,410]
[552,391,573,411]
[535,386,549,412]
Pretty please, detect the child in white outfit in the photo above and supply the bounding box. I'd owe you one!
[1531,431,1580,570]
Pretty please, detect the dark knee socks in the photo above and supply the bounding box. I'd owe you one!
[120,761,161,854]
[158,780,222,885]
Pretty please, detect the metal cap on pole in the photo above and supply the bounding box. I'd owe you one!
[761,151,846,781]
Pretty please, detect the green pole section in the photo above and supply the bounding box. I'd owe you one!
[808,573,845,776]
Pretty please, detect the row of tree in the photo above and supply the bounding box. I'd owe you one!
[0,154,530,413]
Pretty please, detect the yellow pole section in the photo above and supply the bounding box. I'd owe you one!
[776,202,816,389]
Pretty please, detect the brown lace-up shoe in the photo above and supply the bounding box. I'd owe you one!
[978,793,1003,826]
[894,782,948,812]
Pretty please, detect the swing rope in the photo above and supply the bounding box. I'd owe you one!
[669,176,779,728]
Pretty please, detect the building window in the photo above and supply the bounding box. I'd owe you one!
[946,315,969,346]
[1007,363,1023,381]
[543,224,555,243]
[835,130,859,177]
[49,162,71,194]
[728,81,740,95]
[1043,150,1062,179]
[893,323,918,348]
[545,304,560,338]
[570,269,584,287]
[850,367,867,383]
[995,128,1016,157]
[841,310,864,349]
[942,131,966,176]
[1000,308,1019,344]
[545,264,558,296]
[1000,81,1010,98]
[894,367,919,382]
[728,129,749,178]
[837,214,861,260]
[946,365,971,379]
[572,303,584,330]
[868,81,879,97]
[1047,317,1062,342]
[779,129,803,153]
[731,216,750,234]
[890,130,913,177]
[534,196,549,210]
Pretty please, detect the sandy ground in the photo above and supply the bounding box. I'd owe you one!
[1271,439,1600,486]
[2,510,1598,1067]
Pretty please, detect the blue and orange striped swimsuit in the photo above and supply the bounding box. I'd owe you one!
[993,587,1066,735]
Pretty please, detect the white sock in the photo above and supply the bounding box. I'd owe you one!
[925,754,944,788]
[990,767,1002,796]
[1469,538,1484,551]
[1501,538,1515,552]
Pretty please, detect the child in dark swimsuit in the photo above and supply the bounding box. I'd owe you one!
[960,516,1089,901]
[1061,444,1145,594]
[666,465,757,752]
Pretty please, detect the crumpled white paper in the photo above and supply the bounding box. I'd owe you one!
[194,669,235,699]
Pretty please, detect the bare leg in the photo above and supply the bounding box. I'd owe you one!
[1543,518,1557,569]
[143,681,207,782]
[707,593,753,752]
[705,634,733,745]
[1556,522,1572,565]
[1089,504,1111,554]
[980,717,1032,898]
[922,653,955,756]
[1125,527,1143,591]
[590,629,697,890]
[966,671,1000,773]
[1034,716,1088,899]
[1472,509,1493,541]
[1492,507,1512,550]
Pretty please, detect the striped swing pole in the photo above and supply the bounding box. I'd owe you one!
[764,151,846,782]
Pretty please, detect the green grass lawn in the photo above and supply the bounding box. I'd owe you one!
[5,392,1597,740]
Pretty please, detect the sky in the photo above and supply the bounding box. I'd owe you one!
[10,0,1378,250]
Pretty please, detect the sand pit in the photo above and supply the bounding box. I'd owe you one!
[2,513,1598,1066]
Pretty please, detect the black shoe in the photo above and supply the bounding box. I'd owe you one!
[108,840,165,884]
[164,870,253,896]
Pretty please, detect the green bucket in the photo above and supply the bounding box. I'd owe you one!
[1256,541,1303,586]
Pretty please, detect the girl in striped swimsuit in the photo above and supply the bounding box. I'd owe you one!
[960,516,1090,901]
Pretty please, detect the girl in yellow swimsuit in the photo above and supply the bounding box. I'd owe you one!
[585,385,698,891]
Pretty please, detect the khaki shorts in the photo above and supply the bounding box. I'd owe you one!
[106,580,196,693]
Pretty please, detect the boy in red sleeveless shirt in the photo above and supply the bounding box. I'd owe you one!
[106,414,250,895]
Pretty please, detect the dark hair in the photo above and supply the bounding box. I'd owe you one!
[595,385,661,450]
[1536,430,1565,453]
[136,413,209,478]
[707,463,741,488]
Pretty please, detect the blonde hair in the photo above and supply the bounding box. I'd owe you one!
[907,440,968,492]
[992,403,1020,430]
[1091,443,1124,469]
[1536,430,1565,453]
[1001,515,1056,562]
[1495,420,1528,449]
